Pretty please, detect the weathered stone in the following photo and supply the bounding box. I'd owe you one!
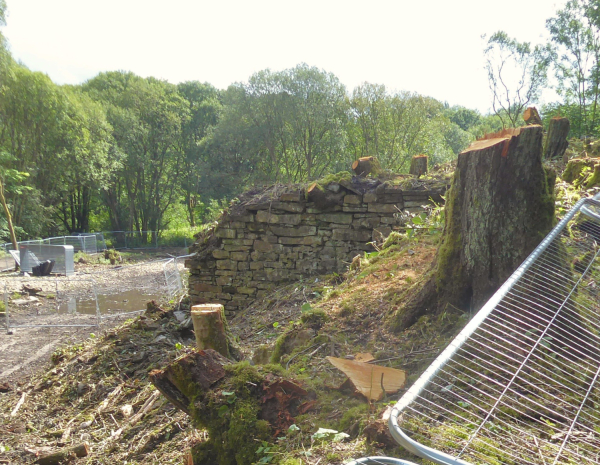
[264,261,284,269]
[363,192,378,203]
[373,227,392,241]
[343,206,368,213]
[229,252,248,262]
[212,250,230,259]
[250,262,264,270]
[316,213,353,224]
[194,283,222,293]
[353,217,381,229]
[279,237,305,245]
[269,225,317,237]
[344,194,362,205]
[380,216,401,224]
[253,240,274,252]
[228,221,247,229]
[226,213,254,222]
[303,236,322,246]
[223,245,251,252]
[237,262,250,271]
[279,192,304,202]
[368,203,402,213]
[236,287,256,295]
[256,210,302,225]
[332,229,372,242]
[215,228,236,239]
[216,260,237,270]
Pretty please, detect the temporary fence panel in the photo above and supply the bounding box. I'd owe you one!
[163,254,194,297]
[350,197,600,465]
[19,245,74,276]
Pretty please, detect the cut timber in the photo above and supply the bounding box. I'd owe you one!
[326,356,406,401]
[409,155,428,177]
[191,304,231,358]
[523,106,543,126]
[352,156,382,177]
[393,125,555,330]
[544,117,570,159]
[34,443,89,465]
[306,182,345,210]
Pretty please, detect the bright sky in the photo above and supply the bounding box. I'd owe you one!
[3,0,568,113]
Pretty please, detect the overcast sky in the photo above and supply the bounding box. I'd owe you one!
[3,0,568,113]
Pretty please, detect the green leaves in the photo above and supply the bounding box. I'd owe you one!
[311,427,350,443]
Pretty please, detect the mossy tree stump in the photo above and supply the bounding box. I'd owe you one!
[544,117,570,159]
[150,351,312,465]
[392,125,555,330]
[409,155,428,177]
[352,156,382,177]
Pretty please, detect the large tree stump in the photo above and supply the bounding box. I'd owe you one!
[544,117,570,159]
[352,156,382,177]
[150,350,312,465]
[409,155,428,177]
[392,125,555,330]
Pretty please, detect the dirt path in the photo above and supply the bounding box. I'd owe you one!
[0,251,188,389]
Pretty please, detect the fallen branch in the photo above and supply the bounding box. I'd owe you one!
[34,443,89,465]
[10,392,26,417]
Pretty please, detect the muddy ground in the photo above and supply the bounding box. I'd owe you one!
[0,249,188,389]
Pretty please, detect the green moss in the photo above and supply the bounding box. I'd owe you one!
[271,331,292,364]
[382,231,407,249]
[316,171,353,186]
[300,309,328,327]
[338,404,369,432]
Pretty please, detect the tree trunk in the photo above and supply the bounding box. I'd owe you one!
[409,155,428,177]
[352,156,382,177]
[191,304,232,358]
[392,125,555,330]
[0,177,18,253]
[544,117,570,159]
[150,350,311,465]
[523,106,543,126]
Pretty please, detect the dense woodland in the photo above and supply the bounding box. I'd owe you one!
[1,0,600,243]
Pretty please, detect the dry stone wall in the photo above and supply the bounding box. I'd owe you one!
[187,175,449,315]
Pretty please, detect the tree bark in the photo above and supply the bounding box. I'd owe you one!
[544,117,570,159]
[392,125,555,330]
[352,156,382,177]
[191,304,232,358]
[523,106,543,126]
[409,155,428,177]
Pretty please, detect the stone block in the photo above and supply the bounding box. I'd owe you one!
[215,228,236,239]
[404,200,430,208]
[253,240,274,252]
[237,287,256,295]
[316,213,353,224]
[270,225,317,237]
[250,262,264,270]
[238,262,250,271]
[231,251,249,261]
[373,227,392,241]
[264,261,284,269]
[363,192,378,203]
[368,203,402,213]
[194,283,222,293]
[343,206,368,213]
[279,192,304,202]
[343,194,362,205]
[279,237,305,245]
[353,217,381,229]
[256,210,302,225]
[216,260,237,270]
[227,213,254,222]
[303,236,322,246]
[332,229,372,242]
[380,193,404,203]
[223,245,252,252]
[212,249,230,259]
[380,216,401,224]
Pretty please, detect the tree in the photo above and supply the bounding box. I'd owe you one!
[484,31,553,127]
[83,72,190,241]
[547,0,600,136]
[0,152,31,250]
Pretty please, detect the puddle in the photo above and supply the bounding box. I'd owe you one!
[57,289,162,315]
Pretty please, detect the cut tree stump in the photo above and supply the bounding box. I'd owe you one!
[34,443,89,465]
[191,304,231,358]
[392,125,555,330]
[409,155,428,177]
[150,349,312,465]
[352,156,382,177]
[544,117,570,159]
[523,106,543,126]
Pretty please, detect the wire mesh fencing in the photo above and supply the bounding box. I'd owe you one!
[2,254,191,334]
[372,197,600,465]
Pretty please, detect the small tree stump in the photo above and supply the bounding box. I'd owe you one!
[409,155,428,177]
[544,117,570,159]
[352,156,382,177]
[523,106,542,126]
[191,304,231,358]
